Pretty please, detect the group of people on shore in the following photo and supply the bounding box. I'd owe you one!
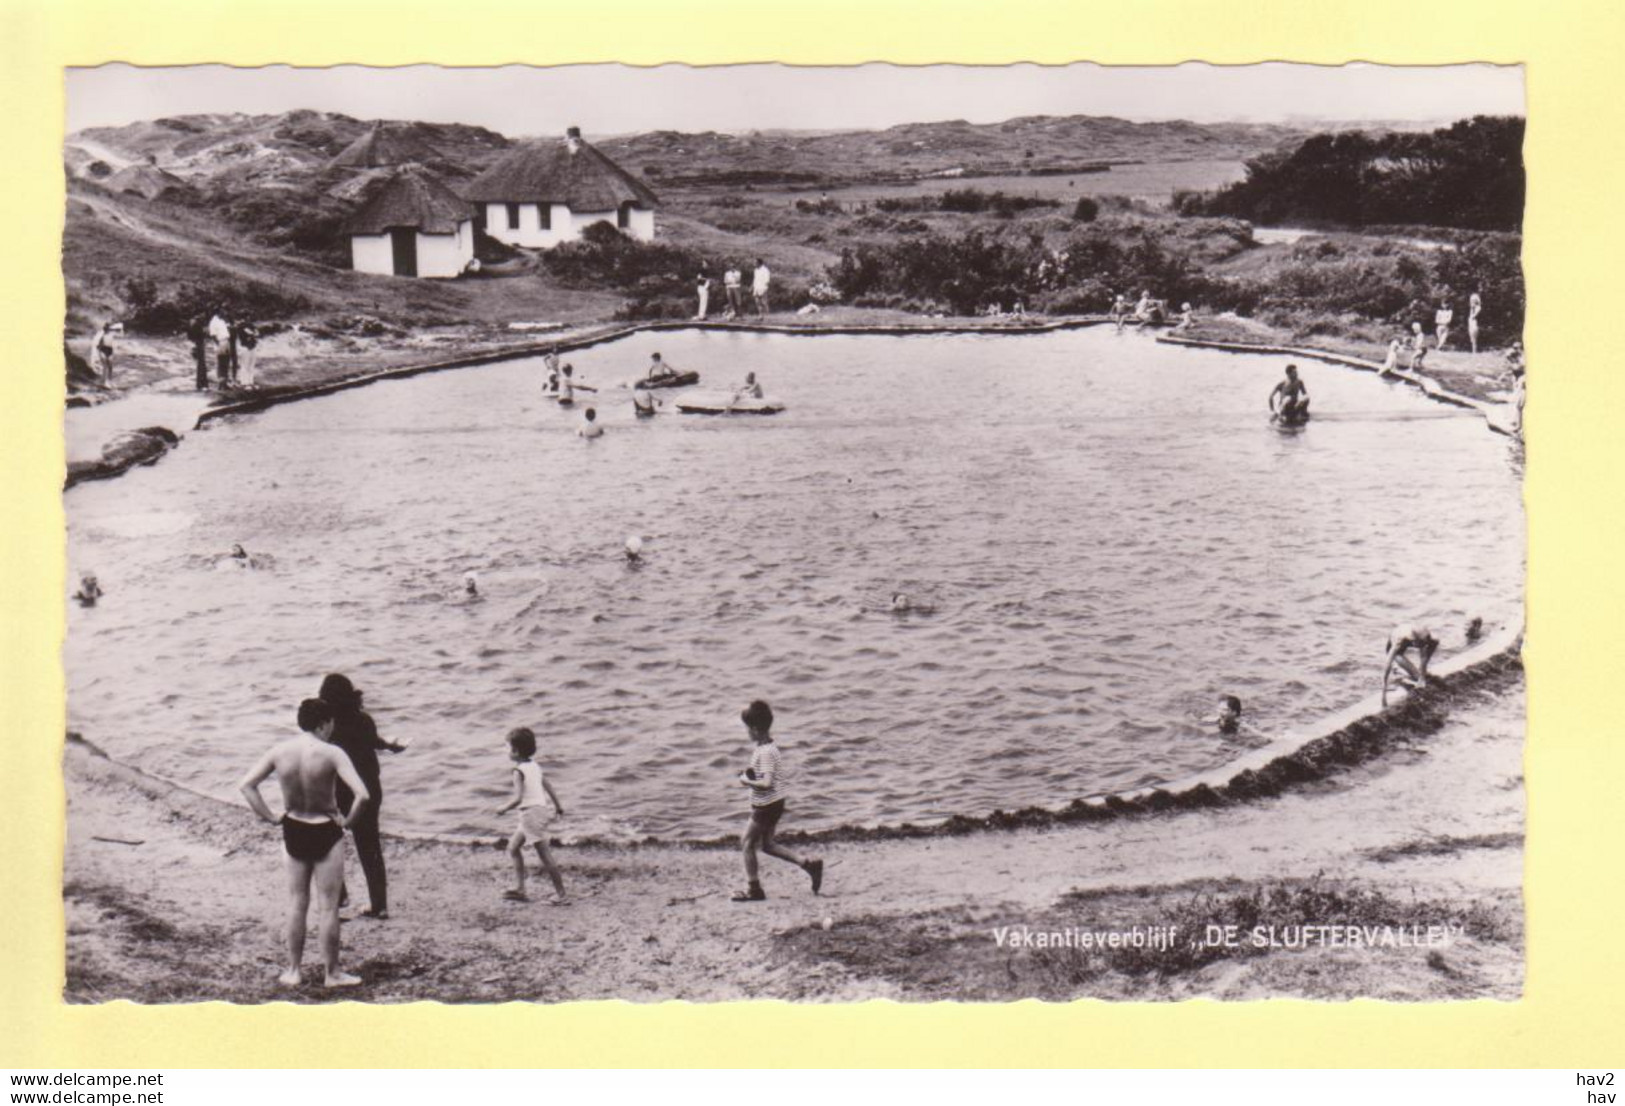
[1381,292,1491,376]
[239,674,823,988]
[187,309,261,391]
[1111,289,1175,329]
[694,259,773,321]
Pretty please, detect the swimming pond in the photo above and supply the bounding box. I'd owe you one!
[64,327,1525,839]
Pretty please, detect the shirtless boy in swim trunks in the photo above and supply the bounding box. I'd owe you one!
[239,698,371,988]
[1269,364,1310,420]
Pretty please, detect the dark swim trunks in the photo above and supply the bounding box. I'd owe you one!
[750,799,787,833]
[281,815,344,862]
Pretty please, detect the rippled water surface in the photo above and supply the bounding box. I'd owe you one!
[64,329,1524,838]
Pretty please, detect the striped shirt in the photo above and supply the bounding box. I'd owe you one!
[747,742,787,807]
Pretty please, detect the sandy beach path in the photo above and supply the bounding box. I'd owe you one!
[64,670,1523,1004]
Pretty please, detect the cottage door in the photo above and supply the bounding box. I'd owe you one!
[390,228,418,277]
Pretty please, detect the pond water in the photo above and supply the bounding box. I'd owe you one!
[64,327,1524,840]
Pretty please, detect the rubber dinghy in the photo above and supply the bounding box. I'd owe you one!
[639,371,700,389]
[676,392,785,415]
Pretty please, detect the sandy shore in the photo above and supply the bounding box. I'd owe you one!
[64,650,1523,1004]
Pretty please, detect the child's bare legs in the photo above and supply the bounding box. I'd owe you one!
[314,844,358,987]
[741,818,763,884]
[738,815,823,897]
[764,822,824,892]
[760,821,803,869]
[532,838,566,899]
[281,855,312,986]
[506,830,528,897]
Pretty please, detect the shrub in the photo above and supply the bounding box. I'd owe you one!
[543,223,708,306]
[1180,115,1525,232]
[117,276,313,336]
[1072,196,1100,223]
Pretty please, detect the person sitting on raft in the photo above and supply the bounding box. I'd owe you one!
[644,352,680,383]
[732,371,764,402]
[631,380,660,418]
[1269,364,1310,420]
[1382,624,1440,706]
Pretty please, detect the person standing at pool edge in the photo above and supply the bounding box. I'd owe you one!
[733,699,823,902]
[752,259,772,318]
[238,698,370,987]
[1434,300,1454,350]
[319,674,407,920]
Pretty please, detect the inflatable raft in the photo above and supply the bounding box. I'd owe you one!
[639,371,700,390]
[676,394,785,415]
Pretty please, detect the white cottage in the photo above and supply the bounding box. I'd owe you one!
[463,126,658,248]
[344,167,475,279]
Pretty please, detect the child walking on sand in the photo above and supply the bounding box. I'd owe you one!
[495,727,568,904]
[732,700,823,902]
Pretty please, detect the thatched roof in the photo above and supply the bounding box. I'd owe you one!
[343,167,474,235]
[462,130,659,210]
[330,124,441,169]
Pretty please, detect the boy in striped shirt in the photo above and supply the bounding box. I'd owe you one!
[733,700,824,902]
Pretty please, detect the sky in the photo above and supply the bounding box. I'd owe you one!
[65,62,1525,138]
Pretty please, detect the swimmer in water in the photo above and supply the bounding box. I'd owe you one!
[624,536,644,564]
[464,571,480,597]
[632,380,660,418]
[1202,695,1270,745]
[1382,624,1440,706]
[230,543,249,562]
[543,346,561,392]
[891,592,910,613]
[1269,364,1310,420]
[73,573,102,607]
[1465,616,1484,644]
[577,407,603,439]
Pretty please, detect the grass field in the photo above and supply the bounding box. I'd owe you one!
[687,158,1249,207]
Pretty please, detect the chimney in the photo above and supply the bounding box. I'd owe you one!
[565,126,581,153]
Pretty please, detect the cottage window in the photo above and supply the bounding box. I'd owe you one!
[539,204,551,230]
[617,202,634,229]
[506,203,521,230]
